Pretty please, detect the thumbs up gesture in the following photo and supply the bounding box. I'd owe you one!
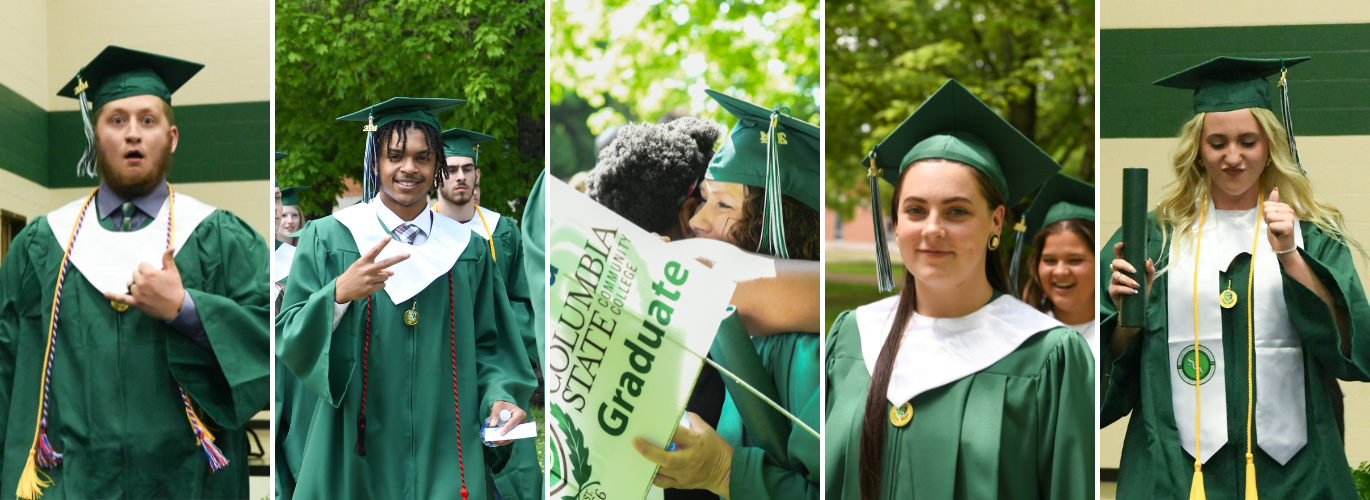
[104,247,187,321]
[1264,187,1297,254]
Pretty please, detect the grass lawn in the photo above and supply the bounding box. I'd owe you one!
[825,280,897,334]
[531,404,545,470]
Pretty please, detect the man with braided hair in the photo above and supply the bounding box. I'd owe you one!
[0,46,269,499]
[276,97,535,500]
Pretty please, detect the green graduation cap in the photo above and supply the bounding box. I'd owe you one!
[1008,173,1095,289]
[280,186,311,207]
[863,79,1063,291]
[1154,56,1310,171]
[58,46,204,179]
[441,127,497,165]
[704,89,820,259]
[337,97,465,201]
[275,152,287,161]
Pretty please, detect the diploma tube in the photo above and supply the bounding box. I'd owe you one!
[1120,167,1148,328]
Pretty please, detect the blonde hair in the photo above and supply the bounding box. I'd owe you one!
[1155,107,1366,274]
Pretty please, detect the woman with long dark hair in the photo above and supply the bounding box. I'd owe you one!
[825,80,1094,499]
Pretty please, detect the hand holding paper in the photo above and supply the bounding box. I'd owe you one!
[486,401,527,446]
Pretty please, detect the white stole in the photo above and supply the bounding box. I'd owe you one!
[856,294,1063,406]
[1166,199,1307,464]
[333,199,472,304]
[46,192,216,296]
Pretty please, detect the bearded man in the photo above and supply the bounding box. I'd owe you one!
[0,46,269,499]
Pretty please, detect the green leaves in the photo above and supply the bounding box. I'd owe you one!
[276,0,544,220]
[550,403,593,489]
[824,0,1095,219]
[550,0,821,179]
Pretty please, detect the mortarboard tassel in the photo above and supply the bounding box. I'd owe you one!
[1245,453,1258,499]
[757,109,789,259]
[1008,215,1028,297]
[362,112,379,202]
[1277,64,1303,174]
[867,153,895,292]
[74,77,97,179]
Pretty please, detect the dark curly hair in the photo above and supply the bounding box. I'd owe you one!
[586,117,720,233]
[729,187,820,261]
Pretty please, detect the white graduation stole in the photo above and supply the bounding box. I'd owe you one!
[856,294,1063,406]
[333,199,471,304]
[46,192,216,296]
[1166,200,1307,465]
[271,242,296,305]
[457,205,501,238]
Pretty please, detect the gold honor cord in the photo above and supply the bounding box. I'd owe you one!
[475,207,497,261]
[1188,190,1264,500]
[1191,196,1207,500]
[1244,192,1263,500]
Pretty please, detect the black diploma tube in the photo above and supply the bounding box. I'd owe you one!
[1120,167,1148,328]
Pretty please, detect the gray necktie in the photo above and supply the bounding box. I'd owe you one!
[120,202,136,232]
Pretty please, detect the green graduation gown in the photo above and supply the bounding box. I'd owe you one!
[0,209,269,499]
[1099,212,1370,499]
[715,331,820,500]
[276,211,536,500]
[825,295,1094,500]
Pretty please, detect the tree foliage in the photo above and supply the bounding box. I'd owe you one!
[276,0,545,220]
[550,0,822,180]
[825,0,1094,218]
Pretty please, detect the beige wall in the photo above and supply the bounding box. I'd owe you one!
[46,0,270,110]
[1102,0,1370,29]
[0,0,48,108]
[1099,134,1370,468]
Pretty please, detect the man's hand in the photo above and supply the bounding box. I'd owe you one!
[104,248,186,321]
[487,401,527,446]
[335,237,410,303]
[632,412,734,498]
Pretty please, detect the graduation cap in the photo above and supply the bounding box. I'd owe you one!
[1154,56,1310,171]
[441,127,497,166]
[863,79,1062,291]
[704,89,820,258]
[275,152,287,161]
[337,97,465,202]
[280,186,311,207]
[1008,173,1095,290]
[58,46,204,179]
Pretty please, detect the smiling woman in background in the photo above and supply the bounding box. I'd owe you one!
[1018,173,1097,358]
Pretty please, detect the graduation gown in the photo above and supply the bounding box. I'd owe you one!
[458,208,541,500]
[276,211,536,500]
[0,207,269,499]
[715,331,820,500]
[1099,212,1370,499]
[825,295,1094,500]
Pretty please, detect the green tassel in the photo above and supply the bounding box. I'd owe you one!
[867,153,894,292]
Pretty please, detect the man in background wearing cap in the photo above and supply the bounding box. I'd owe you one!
[276,98,535,500]
[0,46,269,499]
[432,127,541,500]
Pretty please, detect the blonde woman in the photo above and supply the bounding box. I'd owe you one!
[1102,57,1370,499]
[825,80,1093,499]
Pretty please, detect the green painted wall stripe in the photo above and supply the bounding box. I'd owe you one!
[47,101,270,188]
[1102,24,1370,138]
[0,83,49,185]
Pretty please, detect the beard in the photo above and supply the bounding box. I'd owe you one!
[95,138,172,199]
[440,180,474,206]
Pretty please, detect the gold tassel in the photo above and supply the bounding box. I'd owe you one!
[1189,461,1206,500]
[1245,453,1258,500]
[16,451,52,499]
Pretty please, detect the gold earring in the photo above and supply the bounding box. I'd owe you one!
[988,234,1000,250]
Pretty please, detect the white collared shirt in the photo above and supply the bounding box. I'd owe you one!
[373,198,433,246]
